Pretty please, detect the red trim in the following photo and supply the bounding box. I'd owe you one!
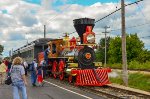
[59,60,65,80]
[83,26,95,44]
[52,60,57,79]
[71,68,111,86]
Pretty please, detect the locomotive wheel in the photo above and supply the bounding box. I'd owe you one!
[59,72,64,80]
[59,60,65,80]
[52,60,57,79]
[78,46,95,69]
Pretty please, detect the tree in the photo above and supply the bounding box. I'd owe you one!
[108,33,147,64]
[137,49,150,63]
[108,36,122,63]
[126,33,144,62]
[96,37,111,63]
[0,44,4,55]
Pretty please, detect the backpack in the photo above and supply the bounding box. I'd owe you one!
[29,62,34,71]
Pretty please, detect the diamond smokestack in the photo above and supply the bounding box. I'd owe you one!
[73,18,95,44]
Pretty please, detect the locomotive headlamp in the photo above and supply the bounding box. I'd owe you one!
[87,34,95,43]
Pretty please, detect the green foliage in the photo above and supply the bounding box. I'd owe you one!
[109,61,150,70]
[95,37,111,63]
[109,63,122,68]
[128,61,150,70]
[0,44,4,55]
[126,34,144,62]
[137,49,150,63]
[128,60,141,69]
[110,77,124,85]
[108,36,122,63]
[108,33,149,64]
[96,33,150,65]
[110,72,150,92]
[128,73,150,92]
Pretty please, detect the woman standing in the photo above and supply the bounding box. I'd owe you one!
[0,60,7,84]
[11,57,27,99]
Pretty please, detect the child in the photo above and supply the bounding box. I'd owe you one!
[37,66,43,86]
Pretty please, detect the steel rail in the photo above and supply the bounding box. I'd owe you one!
[106,85,150,98]
[44,77,150,99]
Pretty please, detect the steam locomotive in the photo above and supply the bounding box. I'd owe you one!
[38,18,111,86]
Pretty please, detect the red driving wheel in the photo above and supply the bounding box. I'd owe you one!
[59,60,65,80]
[52,60,57,79]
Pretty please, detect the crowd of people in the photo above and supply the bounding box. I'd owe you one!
[0,57,47,99]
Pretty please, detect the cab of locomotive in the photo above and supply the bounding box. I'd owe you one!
[47,39,63,57]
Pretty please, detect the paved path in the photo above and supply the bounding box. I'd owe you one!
[0,76,105,99]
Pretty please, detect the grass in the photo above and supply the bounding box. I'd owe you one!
[128,73,150,92]
[108,61,150,70]
[110,73,150,92]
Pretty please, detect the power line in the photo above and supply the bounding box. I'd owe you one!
[69,0,144,36]
[95,0,144,23]
[43,0,77,38]
[111,22,150,32]
[46,0,77,25]
[71,0,145,37]
[135,1,147,22]
[38,0,144,37]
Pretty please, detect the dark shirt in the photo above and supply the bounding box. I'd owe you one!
[37,67,42,75]
[8,62,12,70]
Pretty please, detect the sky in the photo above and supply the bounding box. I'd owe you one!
[0,0,150,57]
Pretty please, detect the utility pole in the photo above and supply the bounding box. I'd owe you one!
[102,26,110,67]
[44,25,46,38]
[121,0,128,86]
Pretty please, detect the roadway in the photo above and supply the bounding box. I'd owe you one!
[0,76,105,99]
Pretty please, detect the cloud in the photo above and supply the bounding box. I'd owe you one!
[0,0,150,57]
[41,0,54,10]
[19,15,38,27]
[0,13,17,27]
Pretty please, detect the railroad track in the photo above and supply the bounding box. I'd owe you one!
[105,85,150,99]
[44,77,150,99]
[94,85,150,99]
[82,86,121,99]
